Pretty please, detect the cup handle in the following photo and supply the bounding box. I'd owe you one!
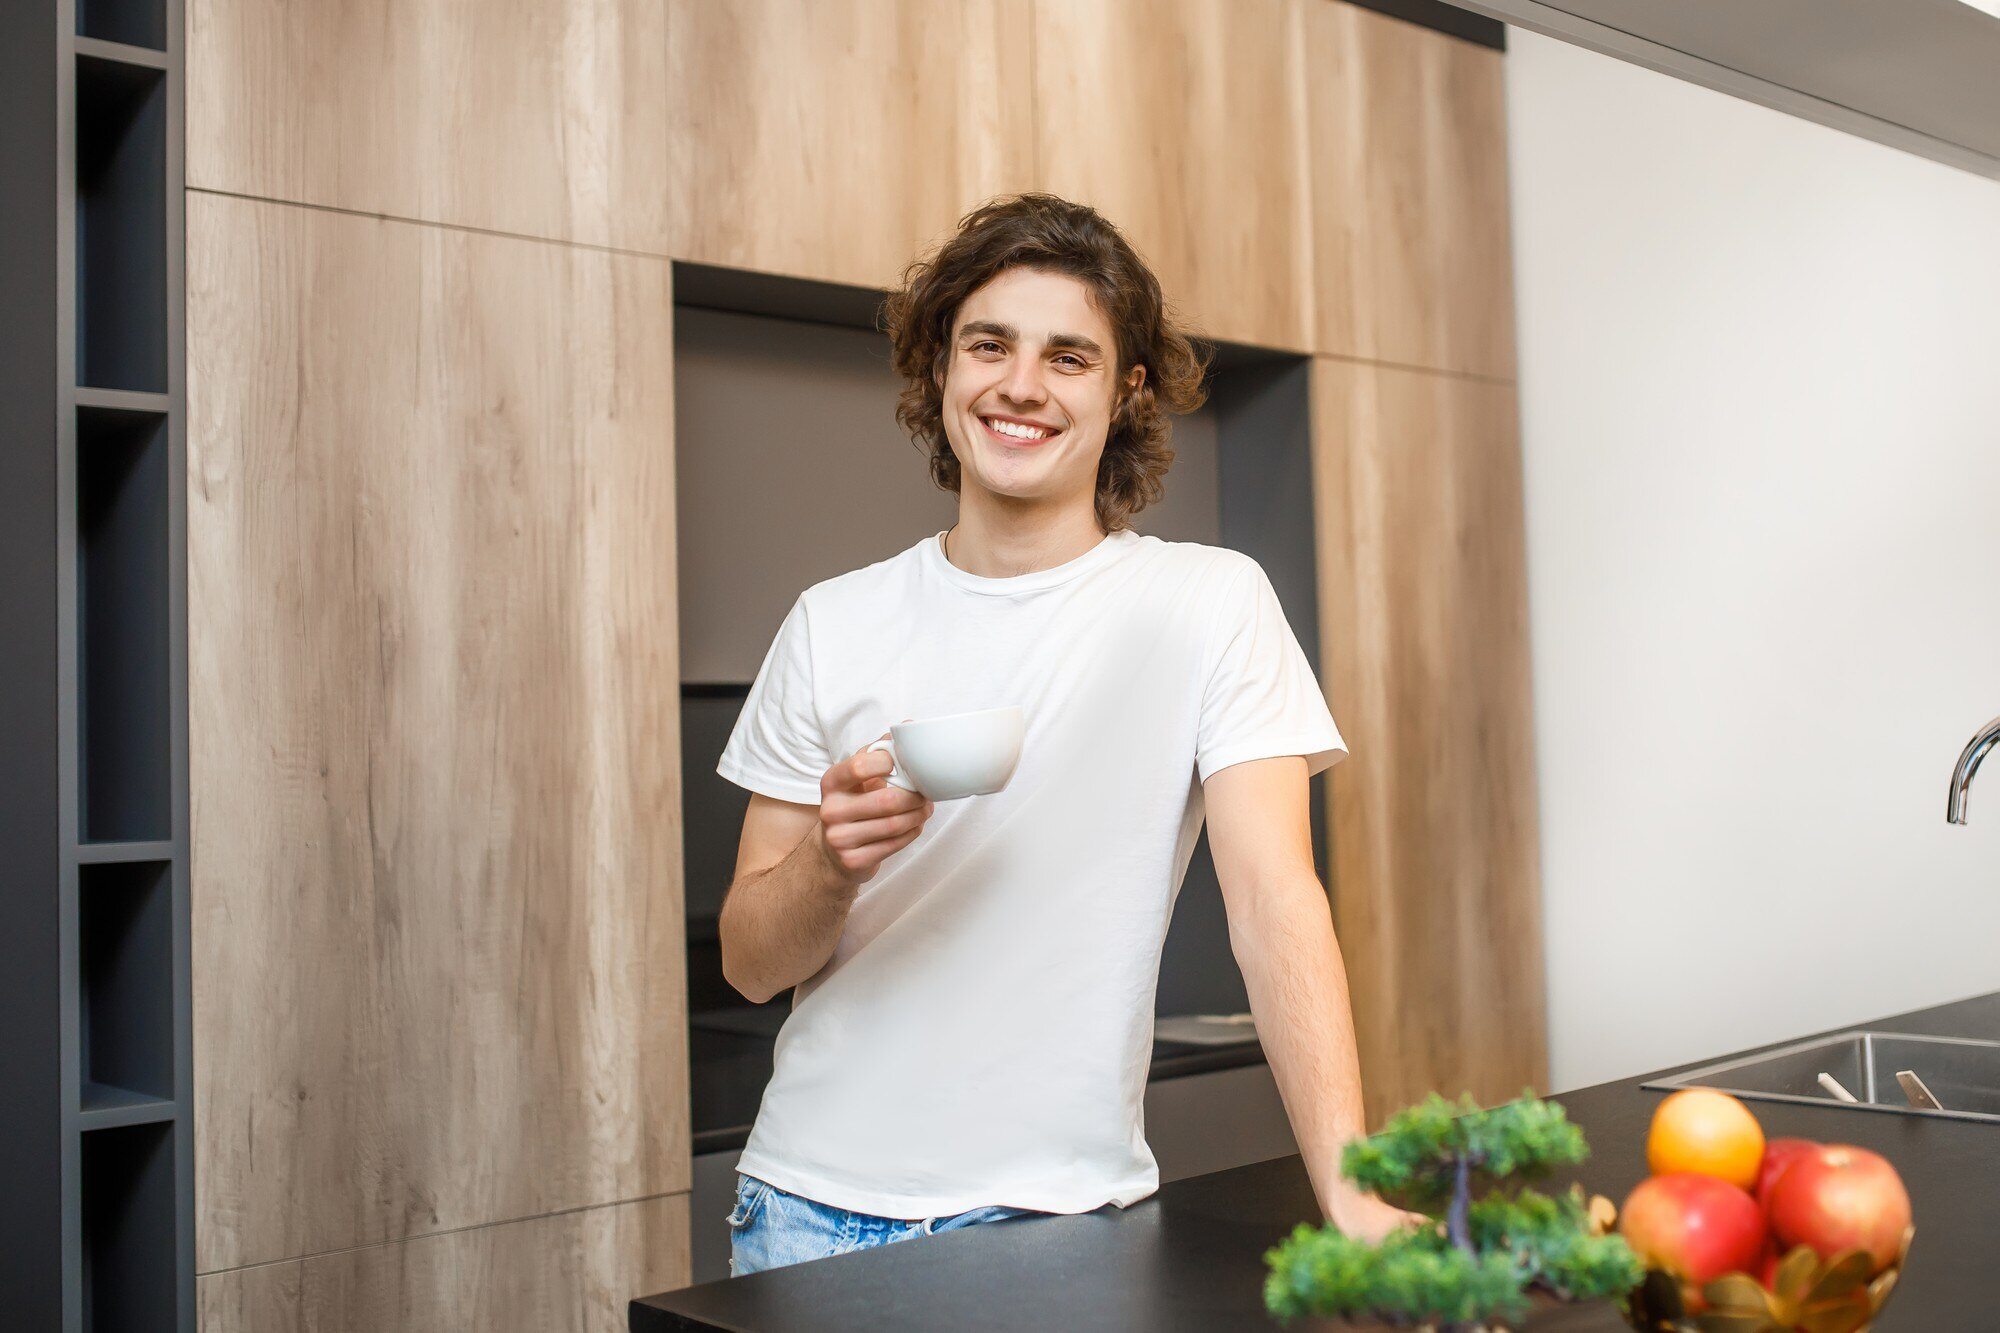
[864,736,917,793]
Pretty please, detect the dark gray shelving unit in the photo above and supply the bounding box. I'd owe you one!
[4,2,191,1329]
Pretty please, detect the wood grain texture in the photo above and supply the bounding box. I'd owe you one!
[1033,0,1315,351]
[1310,357,1547,1126]
[664,0,1038,288]
[187,0,671,252]
[187,192,687,1273]
[1305,2,1518,378]
[196,1192,690,1333]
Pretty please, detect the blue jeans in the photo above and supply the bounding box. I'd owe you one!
[727,1172,1044,1277]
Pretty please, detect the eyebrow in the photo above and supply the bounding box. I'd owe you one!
[958,321,1106,359]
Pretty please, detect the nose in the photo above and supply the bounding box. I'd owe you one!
[998,353,1048,409]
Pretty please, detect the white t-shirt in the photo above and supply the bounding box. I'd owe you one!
[717,526,1345,1218]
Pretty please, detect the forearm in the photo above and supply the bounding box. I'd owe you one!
[1229,879,1372,1220]
[719,827,858,1005]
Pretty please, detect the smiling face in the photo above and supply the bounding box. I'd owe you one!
[939,266,1142,519]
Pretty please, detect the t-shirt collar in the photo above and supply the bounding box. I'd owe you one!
[925,526,1140,596]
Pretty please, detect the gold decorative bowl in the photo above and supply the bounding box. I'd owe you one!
[1617,1224,1914,1333]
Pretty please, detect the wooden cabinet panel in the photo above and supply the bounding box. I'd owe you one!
[197,1192,690,1333]
[1033,0,1314,351]
[187,192,687,1272]
[188,0,672,252]
[1311,357,1546,1125]
[665,0,1037,288]
[1305,3,1518,378]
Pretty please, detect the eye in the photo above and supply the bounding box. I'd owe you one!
[968,340,1004,355]
[1053,353,1087,369]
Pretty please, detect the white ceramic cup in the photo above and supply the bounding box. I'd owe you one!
[864,706,1025,801]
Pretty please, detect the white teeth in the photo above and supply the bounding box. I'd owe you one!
[985,417,1053,441]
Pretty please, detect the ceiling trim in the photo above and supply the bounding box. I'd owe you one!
[1339,0,1507,50]
[1454,0,2000,181]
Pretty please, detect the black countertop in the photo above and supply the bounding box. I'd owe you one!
[637,988,2000,1331]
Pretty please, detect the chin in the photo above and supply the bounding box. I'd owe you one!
[960,451,1045,492]
[968,474,1048,503]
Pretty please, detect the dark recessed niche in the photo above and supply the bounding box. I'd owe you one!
[78,0,167,51]
[670,263,1325,1050]
[81,1121,177,1332]
[1205,348,1323,677]
[1160,346,1326,1018]
[81,860,176,1106]
[681,686,754,1020]
[78,405,172,843]
[77,54,167,393]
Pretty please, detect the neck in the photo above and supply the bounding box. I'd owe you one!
[944,492,1108,578]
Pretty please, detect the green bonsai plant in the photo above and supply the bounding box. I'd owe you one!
[1263,1090,1644,1331]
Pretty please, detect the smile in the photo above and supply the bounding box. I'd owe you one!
[980,414,1061,445]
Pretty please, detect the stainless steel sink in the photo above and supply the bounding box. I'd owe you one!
[1643,1031,2000,1124]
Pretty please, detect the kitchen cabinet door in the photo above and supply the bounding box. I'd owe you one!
[188,193,688,1272]
[1304,2,1518,379]
[1311,357,1547,1125]
[665,0,1038,289]
[197,1194,690,1333]
[1032,0,1315,352]
[189,0,672,252]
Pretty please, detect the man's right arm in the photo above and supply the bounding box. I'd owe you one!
[718,738,934,1005]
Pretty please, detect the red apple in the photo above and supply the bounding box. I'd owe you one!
[1619,1172,1768,1298]
[1755,1137,1819,1203]
[1766,1144,1912,1275]
[1757,1245,1781,1290]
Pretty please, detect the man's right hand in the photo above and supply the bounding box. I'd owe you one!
[815,733,936,886]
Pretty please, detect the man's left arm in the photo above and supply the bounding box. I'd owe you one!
[1202,754,1421,1243]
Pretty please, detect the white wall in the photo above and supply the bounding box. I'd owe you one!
[1504,30,2000,1093]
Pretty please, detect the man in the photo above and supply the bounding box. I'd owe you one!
[715,193,1415,1278]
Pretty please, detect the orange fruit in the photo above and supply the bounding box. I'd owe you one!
[1647,1089,1765,1190]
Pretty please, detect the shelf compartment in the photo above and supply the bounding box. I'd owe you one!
[81,1121,177,1331]
[75,36,169,69]
[79,840,175,865]
[77,0,167,52]
[78,403,172,843]
[80,860,176,1106]
[80,1082,176,1132]
[76,52,167,393]
[76,386,169,413]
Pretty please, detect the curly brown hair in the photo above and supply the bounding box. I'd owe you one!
[882,193,1209,533]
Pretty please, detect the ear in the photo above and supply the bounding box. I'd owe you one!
[1114,363,1148,422]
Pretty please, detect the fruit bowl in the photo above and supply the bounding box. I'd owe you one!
[1610,1091,1916,1333]
[1613,1216,1914,1333]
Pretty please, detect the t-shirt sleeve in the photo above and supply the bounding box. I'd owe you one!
[1195,559,1348,785]
[716,594,834,806]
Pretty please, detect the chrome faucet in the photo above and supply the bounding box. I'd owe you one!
[1948,715,2000,824]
